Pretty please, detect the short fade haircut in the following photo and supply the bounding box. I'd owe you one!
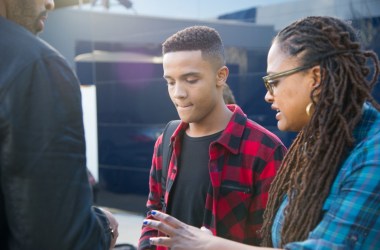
[162,26,225,67]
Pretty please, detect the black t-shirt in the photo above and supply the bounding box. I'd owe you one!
[167,130,222,227]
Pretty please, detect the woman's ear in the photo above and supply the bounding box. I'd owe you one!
[311,65,321,88]
[310,65,322,98]
[216,66,229,86]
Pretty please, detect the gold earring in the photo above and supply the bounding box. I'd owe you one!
[306,102,313,116]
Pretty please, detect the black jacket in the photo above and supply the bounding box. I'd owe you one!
[0,17,111,249]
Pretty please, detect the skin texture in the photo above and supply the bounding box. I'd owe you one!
[264,41,320,132]
[163,50,232,137]
[144,210,275,250]
[1,0,54,35]
[99,208,119,249]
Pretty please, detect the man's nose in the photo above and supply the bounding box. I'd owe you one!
[173,83,186,98]
[46,0,55,11]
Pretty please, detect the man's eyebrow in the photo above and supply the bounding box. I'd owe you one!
[163,75,172,80]
[163,72,201,79]
[181,72,201,79]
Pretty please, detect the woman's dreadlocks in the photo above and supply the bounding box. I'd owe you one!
[261,16,380,247]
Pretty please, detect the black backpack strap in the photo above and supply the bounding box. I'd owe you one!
[161,120,181,192]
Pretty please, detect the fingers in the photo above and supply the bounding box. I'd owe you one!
[98,208,119,249]
[150,210,185,229]
[143,218,175,236]
[149,236,172,247]
[200,226,213,235]
[143,212,178,248]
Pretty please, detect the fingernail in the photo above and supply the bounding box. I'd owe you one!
[143,220,148,225]
[151,210,157,215]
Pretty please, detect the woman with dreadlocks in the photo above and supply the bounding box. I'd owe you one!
[142,16,380,249]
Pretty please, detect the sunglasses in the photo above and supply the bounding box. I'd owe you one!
[262,64,313,95]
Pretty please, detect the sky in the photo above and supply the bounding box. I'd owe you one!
[87,0,289,19]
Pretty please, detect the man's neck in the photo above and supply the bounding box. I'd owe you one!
[186,104,233,137]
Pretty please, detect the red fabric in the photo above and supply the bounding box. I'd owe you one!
[138,105,286,249]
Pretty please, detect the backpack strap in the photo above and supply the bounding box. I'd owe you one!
[161,120,181,192]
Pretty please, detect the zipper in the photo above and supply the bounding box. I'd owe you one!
[220,184,251,194]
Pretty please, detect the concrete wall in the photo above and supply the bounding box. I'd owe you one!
[40,7,276,68]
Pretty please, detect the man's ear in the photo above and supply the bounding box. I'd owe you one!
[216,66,229,86]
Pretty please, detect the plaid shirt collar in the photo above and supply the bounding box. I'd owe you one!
[170,104,247,155]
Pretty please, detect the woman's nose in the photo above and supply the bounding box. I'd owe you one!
[264,90,273,103]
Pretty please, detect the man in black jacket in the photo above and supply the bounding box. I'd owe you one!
[0,0,118,249]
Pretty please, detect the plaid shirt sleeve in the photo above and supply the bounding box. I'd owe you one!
[138,135,164,250]
[284,109,380,249]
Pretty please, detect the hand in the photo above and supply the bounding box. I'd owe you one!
[143,210,214,250]
[99,208,119,249]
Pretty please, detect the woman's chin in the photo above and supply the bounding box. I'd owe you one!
[277,121,287,131]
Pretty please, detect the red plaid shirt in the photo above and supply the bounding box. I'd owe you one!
[138,105,286,249]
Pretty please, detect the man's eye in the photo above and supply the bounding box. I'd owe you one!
[187,79,198,84]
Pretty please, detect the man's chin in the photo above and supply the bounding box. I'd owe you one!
[178,116,191,123]
[24,25,41,35]
[35,30,43,36]
[34,26,44,35]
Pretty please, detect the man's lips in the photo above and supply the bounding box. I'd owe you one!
[176,103,192,108]
[38,11,48,23]
[176,105,193,112]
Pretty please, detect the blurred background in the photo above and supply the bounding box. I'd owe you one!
[40,0,380,247]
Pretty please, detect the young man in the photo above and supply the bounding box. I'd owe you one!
[0,0,118,249]
[138,26,286,249]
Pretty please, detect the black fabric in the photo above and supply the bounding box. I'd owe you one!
[0,17,110,249]
[167,131,222,227]
[161,120,181,192]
